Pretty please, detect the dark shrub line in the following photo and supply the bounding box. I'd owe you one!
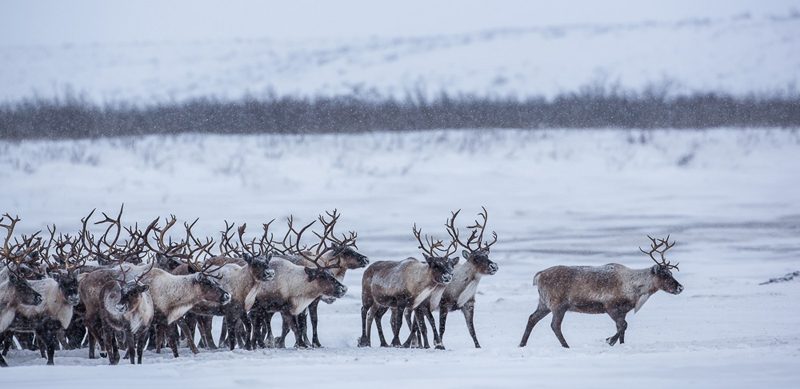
[1,91,799,140]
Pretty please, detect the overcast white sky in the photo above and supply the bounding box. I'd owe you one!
[1,0,796,46]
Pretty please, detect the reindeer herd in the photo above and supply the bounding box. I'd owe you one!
[0,206,684,367]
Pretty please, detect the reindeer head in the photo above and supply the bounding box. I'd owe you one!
[640,235,683,295]
[278,215,349,298]
[235,222,276,282]
[190,271,231,305]
[446,207,499,276]
[0,215,48,306]
[113,261,152,312]
[314,210,368,269]
[413,224,458,284]
[305,267,348,298]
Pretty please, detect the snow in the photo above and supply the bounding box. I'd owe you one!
[1,1,799,103]
[1,128,799,387]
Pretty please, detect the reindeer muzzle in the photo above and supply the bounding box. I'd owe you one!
[68,294,81,306]
[32,295,43,305]
[264,269,276,281]
[440,274,453,284]
[488,263,499,275]
[334,285,348,298]
[220,292,232,305]
[674,284,684,295]
[115,303,127,313]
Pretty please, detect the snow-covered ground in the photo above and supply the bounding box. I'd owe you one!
[1,128,799,387]
[1,1,799,103]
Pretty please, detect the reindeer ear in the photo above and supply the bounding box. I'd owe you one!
[243,253,253,264]
[424,254,434,265]
[650,265,659,274]
[187,266,197,274]
[449,256,460,266]
[304,267,316,280]
[461,250,469,260]
[264,253,273,262]
[138,284,149,293]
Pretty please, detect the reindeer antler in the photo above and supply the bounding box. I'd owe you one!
[413,223,457,258]
[639,235,679,271]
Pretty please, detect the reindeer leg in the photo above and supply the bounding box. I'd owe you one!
[358,305,372,347]
[391,307,405,347]
[146,325,157,351]
[402,310,420,348]
[264,312,275,348]
[218,318,228,348]
[240,313,253,350]
[519,302,551,347]
[281,311,307,348]
[461,299,480,348]
[168,323,180,358]
[605,309,628,346]
[308,299,322,348]
[401,308,418,348]
[374,307,389,347]
[416,307,433,349]
[550,307,569,348]
[423,306,444,350]
[125,330,135,364]
[101,325,118,365]
[294,311,310,348]
[438,308,449,343]
[198,316,216,349]
[177,320,199,354]
[136,332,146,364]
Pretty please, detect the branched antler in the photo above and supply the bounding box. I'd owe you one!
[412,223,457,258]
[639,235,679,270]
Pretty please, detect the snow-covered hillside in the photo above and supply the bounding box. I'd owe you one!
[1,128,798,387]
[1,2,798,103]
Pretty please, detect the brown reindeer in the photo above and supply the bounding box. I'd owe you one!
[519,235,684,348]
[80,261,154,364]
[358,222,458,349]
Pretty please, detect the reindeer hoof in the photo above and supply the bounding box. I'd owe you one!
[435,345,446,350]
[357,338,370,347]
[606,337,617,346]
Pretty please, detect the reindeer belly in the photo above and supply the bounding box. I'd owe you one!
[375,293,412,308]
[569,300,607,314]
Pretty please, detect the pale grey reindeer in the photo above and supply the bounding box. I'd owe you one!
[519,235,684,348]
[407,207,499,348]
[0,214,44,367]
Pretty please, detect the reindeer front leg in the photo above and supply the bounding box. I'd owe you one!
[605,308,629,346]
[461,299,480,348]
[373,307,389,347]
[279,311,307,348]
[308,299,322,348]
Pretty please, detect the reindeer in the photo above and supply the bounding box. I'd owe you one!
[519,235,684,348]
[358,222,458,349]
[79,262,154,364]
[10,231,85,365]
[120,216,232,358]
[271,210,368,348]
[177,221,275,351]
[408,208,498,348]
[0,214,43,367]
[247,218,348,348]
